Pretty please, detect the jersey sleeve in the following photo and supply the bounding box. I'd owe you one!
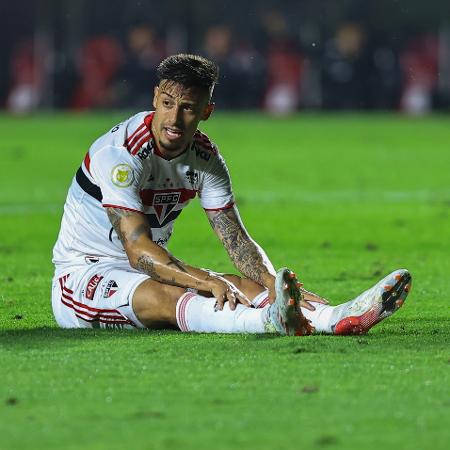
[198,152,234,211]
[89,146,144,213]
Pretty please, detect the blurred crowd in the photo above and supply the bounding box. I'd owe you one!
[4,15,449,115]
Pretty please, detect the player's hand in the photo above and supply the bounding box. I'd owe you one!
[262,275,276,304]
[210,277,251,311]
[300,288,329,311]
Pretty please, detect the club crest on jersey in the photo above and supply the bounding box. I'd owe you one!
[103,280,118,298]
[153,192,180,225]
[111,164,134,187]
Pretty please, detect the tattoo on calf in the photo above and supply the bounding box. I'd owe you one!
[208,209,266,285]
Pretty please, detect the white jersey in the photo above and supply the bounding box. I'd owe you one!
[52,111,234,275]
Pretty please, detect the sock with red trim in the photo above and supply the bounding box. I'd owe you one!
[176,292,268,333]
[251,290,271,308]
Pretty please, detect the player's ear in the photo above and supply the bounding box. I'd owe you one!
[152,86,159,109]
[202,103,215,121]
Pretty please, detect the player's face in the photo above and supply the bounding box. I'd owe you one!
[152,81,214,158]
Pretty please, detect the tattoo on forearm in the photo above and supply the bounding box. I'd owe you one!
[167,255,188,273]
[136,255,186,287]
[136,255,161,281]
[208,210,268,285]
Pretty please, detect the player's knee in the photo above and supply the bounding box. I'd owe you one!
[223,274,265,299]
[132,280,184,328]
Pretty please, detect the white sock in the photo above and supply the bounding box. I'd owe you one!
[300,302,335,333]
[176,292,268,333]
[251,290,270,308]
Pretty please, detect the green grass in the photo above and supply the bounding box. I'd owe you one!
[0,112,449,450]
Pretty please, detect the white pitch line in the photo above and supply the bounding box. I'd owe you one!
[237,190,450,204]
[0,203,62,215]
[0,190,448,215]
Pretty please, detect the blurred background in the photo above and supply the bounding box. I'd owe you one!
[1,0,450,115]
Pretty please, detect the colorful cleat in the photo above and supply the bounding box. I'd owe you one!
[265,268,313,336]
[332,269,412,335]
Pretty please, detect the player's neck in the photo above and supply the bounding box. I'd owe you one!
[153,139,189,161]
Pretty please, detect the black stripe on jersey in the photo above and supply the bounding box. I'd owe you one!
[146,210,183,228]
[76,167,103,202]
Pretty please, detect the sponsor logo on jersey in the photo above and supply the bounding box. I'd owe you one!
[103,280,118,298]
[155,231,172,247]
[111,164,134,187]
[195,148,211,161]
[86,274,104,300]
[185,170,198,184]
[137,144,151,161]
[153,192,180,225]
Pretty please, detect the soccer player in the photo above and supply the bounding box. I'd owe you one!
[51,54,412,335]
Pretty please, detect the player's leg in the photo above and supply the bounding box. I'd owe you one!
[51,262,150,329]
[132,268,311,335]
[52,260,310,335]
[300,269,412,335]
[246,269,412,335]
[220,274,267,303]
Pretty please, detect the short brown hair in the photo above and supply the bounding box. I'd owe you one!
[157,54,219,95]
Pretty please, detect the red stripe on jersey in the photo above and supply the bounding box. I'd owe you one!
[63,294,122,316]
[61,297,126,321]
[74,312,133,325]
[126,129,150,153]
[62,298,134,326]
[83,152,91,174]
[203,202,234,212]
[58,279,123,315]
[124,123,146,146]
[123,113,154,154]
[63,286,74,295]
[130,131,151,155]
[139,188,197,206]
[102,204,144,214]
[143,112,154,130]
[58,275,133,325]
[194,131,217,155]
[59,274,69,288]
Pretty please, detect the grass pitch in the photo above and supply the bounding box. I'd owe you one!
[0,112,449,450]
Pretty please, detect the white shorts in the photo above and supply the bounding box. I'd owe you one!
[51,259,149,329]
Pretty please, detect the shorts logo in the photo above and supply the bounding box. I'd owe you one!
[103,280,118,298]
[111,164,134,187]
[153,192,180,225]
[86,274,103,300]
[85,256,99,264]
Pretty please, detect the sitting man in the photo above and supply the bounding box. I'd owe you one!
[51,54,412,335]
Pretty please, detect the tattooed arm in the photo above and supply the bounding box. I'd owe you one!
[106,207,249,310]
[206,206,330,308]
[206,206,277,301]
